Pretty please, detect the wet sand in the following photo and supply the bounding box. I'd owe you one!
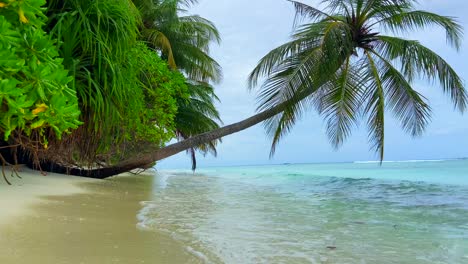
[0,169,199,263]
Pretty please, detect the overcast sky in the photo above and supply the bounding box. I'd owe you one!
[158,0,468,169]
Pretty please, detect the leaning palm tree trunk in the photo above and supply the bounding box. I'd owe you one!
[36,102,288,179]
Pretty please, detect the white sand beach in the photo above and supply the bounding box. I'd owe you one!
[0,166,93,226]
[0,167,198,263]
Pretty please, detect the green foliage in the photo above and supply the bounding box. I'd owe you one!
[248,0,466,160]
[0,0,81,146]
[131,42,189,145]
[46,0,141,147]
[42,0,190,164]
[134,0,223,168]
[0,0,218,169]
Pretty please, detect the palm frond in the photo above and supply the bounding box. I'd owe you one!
[379,11,463,50]
[142,28,176,68]
[321,58,366,148]
[371,51,431,137]
[178,0,199,8]
[362,0,414,20]
[138,0,222,84]
[364,51,385,161]
[250,19,355,154]
[324,0,352,17]
[288,0,334,26]
[376,35,467,111]
[179,15,221,46]
[174,43,223,83]
[255,55,319,155]
[248,37,314,89]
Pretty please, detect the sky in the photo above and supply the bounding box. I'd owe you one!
[158,0,468,169]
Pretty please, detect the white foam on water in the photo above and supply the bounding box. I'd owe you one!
[354,159,448,164]
[185,246,213,264]
[155,171,178,189]
[136,201,157,231]
[136,197,218,263]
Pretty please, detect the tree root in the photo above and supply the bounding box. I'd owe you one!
[0,154,12,185]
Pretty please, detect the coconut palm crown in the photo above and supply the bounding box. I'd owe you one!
[134,0,222,83]
[248,0,466,160]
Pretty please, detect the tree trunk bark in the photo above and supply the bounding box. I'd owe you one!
[36,102,287,179]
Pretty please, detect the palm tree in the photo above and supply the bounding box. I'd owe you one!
[134,0,222,83]
[133,0,223,168]
[248,0,466,159]
[42,0,466,178]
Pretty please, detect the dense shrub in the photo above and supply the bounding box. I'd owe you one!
[0,0,81,147]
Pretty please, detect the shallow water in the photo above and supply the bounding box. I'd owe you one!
[139,160,468,263]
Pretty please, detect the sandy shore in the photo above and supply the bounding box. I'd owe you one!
[0,167,199,263]
[0,166,94,226]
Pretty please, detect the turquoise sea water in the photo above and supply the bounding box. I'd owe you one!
[138,160,468,263]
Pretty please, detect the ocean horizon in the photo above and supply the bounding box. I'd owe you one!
[159,157,468,170]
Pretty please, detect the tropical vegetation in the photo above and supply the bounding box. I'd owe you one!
[0,0,465,180]
[133,0,223,170]
[0,0,221,178]
[0,0,82,183]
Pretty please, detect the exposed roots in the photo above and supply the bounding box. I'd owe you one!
[0,153,12,185]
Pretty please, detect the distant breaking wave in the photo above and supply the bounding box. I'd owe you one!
[354,159,449,164]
